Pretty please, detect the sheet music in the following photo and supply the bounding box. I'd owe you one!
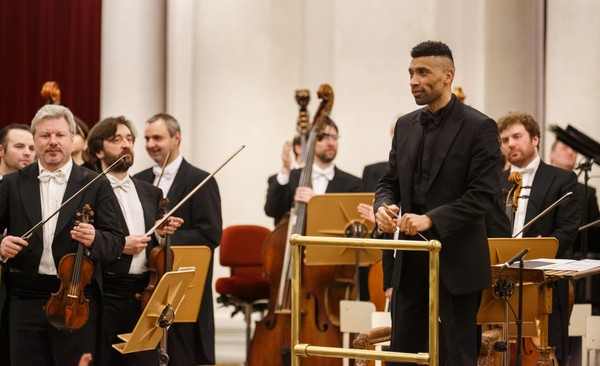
[499,258,600,272]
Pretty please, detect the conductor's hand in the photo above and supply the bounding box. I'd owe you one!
[0,236,28,260]
[376,204,399,233]
[357,203,375,224]
[156,216,184,237]
[398,213,432,236]
[294,186,315,204]
[71,222,95,248]
[123,235,151,255]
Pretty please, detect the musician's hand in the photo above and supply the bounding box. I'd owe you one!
[123,235,151,255]
[71,222,96,248]
[398,213,432,236]
[281,140,293,175]
[376,204,399,233]
[156,217,184,237]
[357,203,375,224]
[78,353,92,366]
[0,236,28,260]
[385,287,393,301]
[294,186,314,204]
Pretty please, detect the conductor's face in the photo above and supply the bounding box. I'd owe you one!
[409,56,454,109]
[34,117,74,171]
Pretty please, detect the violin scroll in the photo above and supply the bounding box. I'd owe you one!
[41,81,61,105]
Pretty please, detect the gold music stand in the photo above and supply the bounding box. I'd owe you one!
[113,246,211,365]
[305,193,380,266]
[171,246,212,322]
[112,268,195,355]
[478,238,558,366]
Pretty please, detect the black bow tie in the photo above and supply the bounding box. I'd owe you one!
[419,110,435,125]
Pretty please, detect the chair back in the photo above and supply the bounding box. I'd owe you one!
[219,225,270,277]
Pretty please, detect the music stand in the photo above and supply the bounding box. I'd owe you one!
[305,193,379,266]
[113,246,211,365]
[171,246,211,322]
[478,238,558,366]
[112,268,195,360]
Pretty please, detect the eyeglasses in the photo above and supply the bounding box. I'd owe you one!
[317,133,339,141]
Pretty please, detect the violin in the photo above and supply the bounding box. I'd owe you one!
[44,204,95,330]
[505,171,523,230]
[137,198,174,310]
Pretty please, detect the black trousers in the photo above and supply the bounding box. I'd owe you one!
[99,273,157,366]
[7,275,99,366]
[387,251,481,366]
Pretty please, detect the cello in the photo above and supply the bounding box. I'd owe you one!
[249,85,343,366]
[44,204,94,330]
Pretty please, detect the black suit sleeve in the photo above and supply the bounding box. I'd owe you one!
[264,173,293,222]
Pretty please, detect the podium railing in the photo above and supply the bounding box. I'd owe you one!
[288,234,441,366]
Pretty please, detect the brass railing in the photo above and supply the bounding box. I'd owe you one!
[288,234,441,366]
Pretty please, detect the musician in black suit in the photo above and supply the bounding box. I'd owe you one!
[0,104,124,366]
[86,116,183,366]
[361,161,387,193]
[375,41,503,365]
[498,112,580,364]
[264,116,363,223]
[134,113,222,366]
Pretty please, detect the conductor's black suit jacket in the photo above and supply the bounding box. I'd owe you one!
[375,100,503,295]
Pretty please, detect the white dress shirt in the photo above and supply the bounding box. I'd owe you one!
[510,155,541,238]
[152,155,183,198]
[276,164,335,194]
[38,160,73,275]
[107,175,147,274]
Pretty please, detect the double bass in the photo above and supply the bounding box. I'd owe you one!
[249,85,343,366]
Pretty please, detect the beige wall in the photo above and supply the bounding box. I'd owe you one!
[101,1,600,363]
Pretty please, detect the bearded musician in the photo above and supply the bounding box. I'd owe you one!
[498,111,580,364]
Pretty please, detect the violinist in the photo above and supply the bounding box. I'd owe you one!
[264,117,363,223]
[498,111,580,364]
[134,113,222,366]
[85,116,183,366]
[0,124,35,179]
[375,41,502,366]
[0,104,124,366]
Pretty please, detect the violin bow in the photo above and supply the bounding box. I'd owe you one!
[21,155,130,240]
[145,145,245,236]
[155,149,172,188]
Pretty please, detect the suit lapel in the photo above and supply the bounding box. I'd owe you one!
[426,103,465,192]
[524,161,553,236]
[133,178,159,257]
[408,113,423,170]
[19,165,43,240]
[54,164,86,239]
[167,159,188,207]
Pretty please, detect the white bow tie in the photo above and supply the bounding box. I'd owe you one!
[514,167,535,175]
[38,170,66,184]
[108,175,131,192]
[152,165,174,181]
[312,170,334,181]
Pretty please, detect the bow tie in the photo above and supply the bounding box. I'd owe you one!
[514,167,535,175]
[38,170,66,184]
[419,110,442,130]
[108,175,131,192]
[312,170,334,181]
[152,165,174,181]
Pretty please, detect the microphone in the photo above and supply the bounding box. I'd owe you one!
[501,247,530,269]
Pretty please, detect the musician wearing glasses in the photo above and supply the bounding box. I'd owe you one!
[264,117,363,224]
[85,116,183,366]
[498,111,580,364]
[135,113,222,366]
[0,104,124,365]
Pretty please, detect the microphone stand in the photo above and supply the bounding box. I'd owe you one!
[577,158,593,302]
